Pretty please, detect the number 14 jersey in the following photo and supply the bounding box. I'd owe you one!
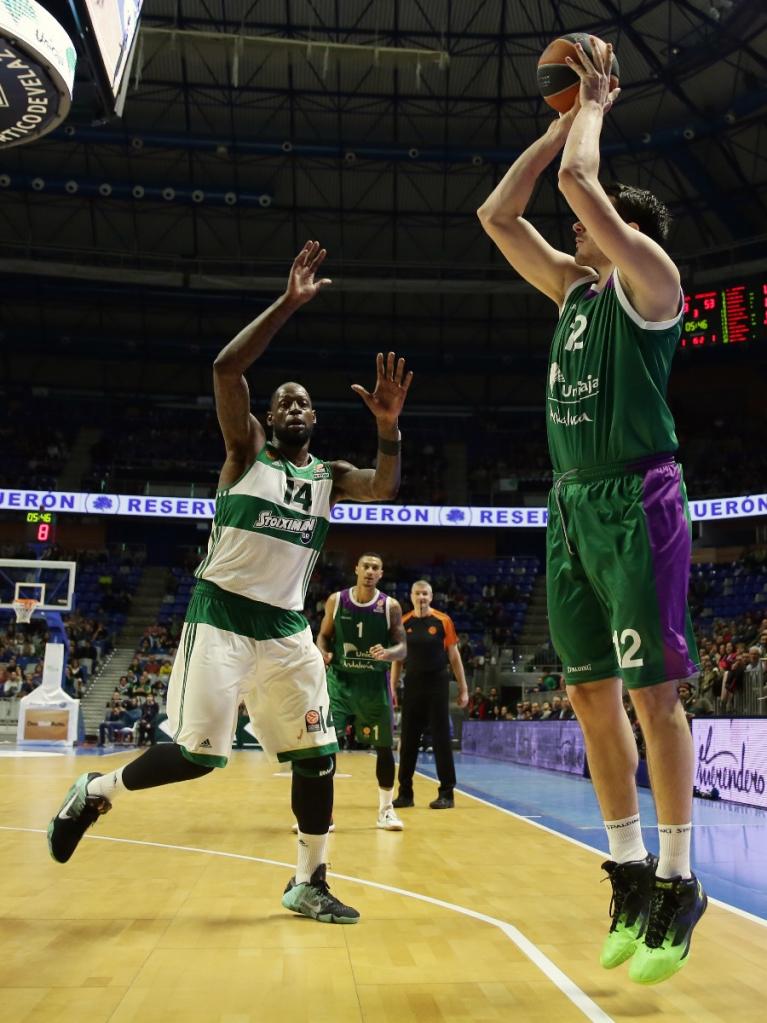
[195,443,333,611]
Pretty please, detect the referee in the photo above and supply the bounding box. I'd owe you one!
[392,580,469,809]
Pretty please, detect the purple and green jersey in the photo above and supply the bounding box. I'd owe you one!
[544,270,699,688]
[326,588,395,747]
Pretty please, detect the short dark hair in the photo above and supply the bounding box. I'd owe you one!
[269,382,311,411]
[604,182,672,247]
[357,551,383,565]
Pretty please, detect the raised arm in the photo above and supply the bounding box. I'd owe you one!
[316,593,338,666]
[369,599,407,663]
[213,241,332,489]
[477,105,583,307]
[557,39,679,321]
[331,352,413,504]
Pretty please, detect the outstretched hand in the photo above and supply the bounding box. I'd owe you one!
[565,36,621,115]
[351,352,414,427]
[285,240,332,306]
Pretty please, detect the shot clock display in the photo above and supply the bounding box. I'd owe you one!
[25,511,57,545]
[681,276,766,349]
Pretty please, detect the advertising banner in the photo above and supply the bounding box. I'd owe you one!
[692,718,767,810]
[2,486,766,526]
[0,0,76,147]
[462,719,586,775]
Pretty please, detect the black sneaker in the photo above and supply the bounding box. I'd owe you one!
[600,853,657,968]
[629,873,708,985]
[392,794,414,808]
[429,795,454,809]
[281,864,360,924]
[47,772,111,864]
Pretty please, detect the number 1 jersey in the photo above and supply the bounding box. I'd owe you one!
[331,588,393,682]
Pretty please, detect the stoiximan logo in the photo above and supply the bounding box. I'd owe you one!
[254,511,317,544]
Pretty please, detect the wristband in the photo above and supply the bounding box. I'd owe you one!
[377,433,401,456]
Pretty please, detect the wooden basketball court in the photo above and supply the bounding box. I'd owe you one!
[1,749,764,1022]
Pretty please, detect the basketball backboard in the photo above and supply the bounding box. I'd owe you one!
[0,559,76,612]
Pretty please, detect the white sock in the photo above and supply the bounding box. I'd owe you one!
[657,824,692,879]
[604,813,648,863]
[86,769,126,803]
[296,832,329,884]
[378,787,394,813]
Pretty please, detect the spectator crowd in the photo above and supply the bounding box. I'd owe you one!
[96,622,179,746]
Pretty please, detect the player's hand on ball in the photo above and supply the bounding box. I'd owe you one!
[555,93,581,128]
[565,36,621,113]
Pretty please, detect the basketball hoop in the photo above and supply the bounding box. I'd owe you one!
[12,597,39,624]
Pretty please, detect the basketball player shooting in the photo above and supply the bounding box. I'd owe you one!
[47,241,413,926]
[478,37,705,984]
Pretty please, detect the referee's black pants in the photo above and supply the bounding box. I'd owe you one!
[397,675,456,799]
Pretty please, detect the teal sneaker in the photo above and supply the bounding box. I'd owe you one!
[600,854,656,969]
[282,864,360,924]
[47,772,111,863]
[629,873,707,985]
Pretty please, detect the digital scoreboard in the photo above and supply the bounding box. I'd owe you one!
[681,277,766,349]
[25,510,57,545]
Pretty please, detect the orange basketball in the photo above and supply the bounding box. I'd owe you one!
[537,33,619,113]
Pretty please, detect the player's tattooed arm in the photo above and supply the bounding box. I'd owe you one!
[316,593,338,666]
[369,600,407,662]
[213,242,331,486]
[330,352,413,504]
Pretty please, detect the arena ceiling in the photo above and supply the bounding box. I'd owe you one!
[1,0,766,393]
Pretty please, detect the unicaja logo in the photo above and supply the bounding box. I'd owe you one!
[549,362,565,393]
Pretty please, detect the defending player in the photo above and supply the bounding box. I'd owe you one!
[317,552,406,831]
[47,241,413,926]
[478,39,704,984]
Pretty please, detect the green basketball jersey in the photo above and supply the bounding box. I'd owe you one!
[332,588,392,679]
[196,442,332,611]
[546,271,683,473]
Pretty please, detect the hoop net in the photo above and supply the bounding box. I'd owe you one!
[12,597,39,624]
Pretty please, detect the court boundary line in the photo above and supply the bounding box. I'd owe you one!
[417,771,767,930]
[0,824,613,1023]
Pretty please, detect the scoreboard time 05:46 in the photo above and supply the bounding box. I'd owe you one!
[25,511,57,544]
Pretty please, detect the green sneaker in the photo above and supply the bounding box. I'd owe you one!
[47,772,111,864]
[629,873,707,985]
[600,854,656,969]
[282,864,360,924]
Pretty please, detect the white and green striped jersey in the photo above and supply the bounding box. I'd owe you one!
[195,443,333,611]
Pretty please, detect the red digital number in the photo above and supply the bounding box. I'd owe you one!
[37,522,50,542]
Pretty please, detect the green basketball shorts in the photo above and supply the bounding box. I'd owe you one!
[546,456,700,689]
[327,666,394,747]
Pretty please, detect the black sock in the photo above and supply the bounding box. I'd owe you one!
[122,743,215,791]
[375,746,396,789]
